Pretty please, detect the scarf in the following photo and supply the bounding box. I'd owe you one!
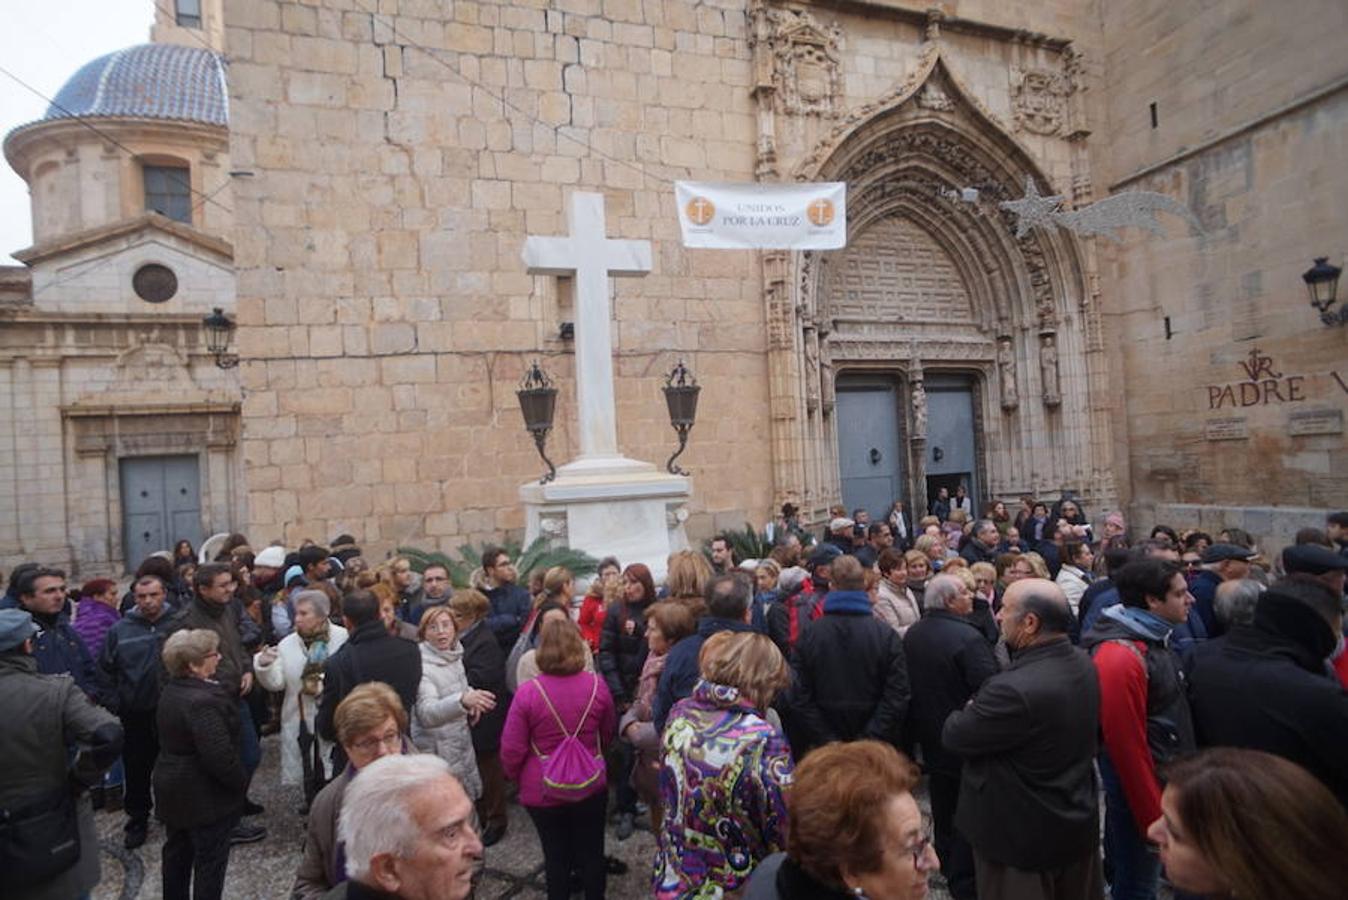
[300,623,331,696]
[633,650,667,720]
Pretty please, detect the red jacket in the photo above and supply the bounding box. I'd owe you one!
[1093,640,1160,832]
[577,594,606,653]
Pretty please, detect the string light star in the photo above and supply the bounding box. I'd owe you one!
[999,178,1064,238]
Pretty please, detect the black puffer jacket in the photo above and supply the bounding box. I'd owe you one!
[598,598,651,706]
[154,676,247,829]
[788,590,910,754]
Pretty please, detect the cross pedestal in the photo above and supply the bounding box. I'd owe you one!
[518,192,691,580]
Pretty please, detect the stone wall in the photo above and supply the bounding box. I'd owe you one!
[225,0,777,553]
[1100,0,1348,546]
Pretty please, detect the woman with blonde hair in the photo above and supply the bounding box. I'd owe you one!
[1021,551,1052,579]
[666,550,713,618]
[412,606,496,801]
[903,548,932,608]
[655,631,794,899]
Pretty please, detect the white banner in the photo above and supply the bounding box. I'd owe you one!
[675,181,847,250]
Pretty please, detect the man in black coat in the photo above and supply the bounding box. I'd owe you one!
[903,575,999,900]
[653,573,757,733]
[1187,575,1348,809]
[316,589,422,772]
[789,555,910,755]
[943,579,1103,900]
[99,574,179,849]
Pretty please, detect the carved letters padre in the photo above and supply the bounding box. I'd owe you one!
[1206,348,1307,410]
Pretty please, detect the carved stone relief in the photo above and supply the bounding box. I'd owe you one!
[997,335,1019,411]
[1011,67,1071,136]
[916,81,954,112]
[769,8,844,118]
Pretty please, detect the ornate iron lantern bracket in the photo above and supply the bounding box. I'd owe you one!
[662,359,701,476]
[517,361,559,483]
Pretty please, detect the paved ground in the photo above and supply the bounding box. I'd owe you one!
[91,731,952,899]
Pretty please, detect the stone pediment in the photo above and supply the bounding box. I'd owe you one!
[12,212,233,268]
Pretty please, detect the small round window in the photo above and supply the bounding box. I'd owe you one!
[133,264,178,303]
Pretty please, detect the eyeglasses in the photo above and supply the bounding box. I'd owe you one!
[904,833,935,869]
[351,729,402,755]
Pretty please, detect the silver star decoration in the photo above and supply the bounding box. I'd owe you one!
[999,178,1064,238]
[999,177,1203,242]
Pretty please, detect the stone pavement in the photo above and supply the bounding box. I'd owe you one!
[91,731,952,899]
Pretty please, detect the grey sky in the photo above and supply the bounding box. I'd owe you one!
[1,1,154,264]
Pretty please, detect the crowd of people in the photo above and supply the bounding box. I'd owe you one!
[2,502,1347,900]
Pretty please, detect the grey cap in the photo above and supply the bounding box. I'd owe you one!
[0,609,41,653]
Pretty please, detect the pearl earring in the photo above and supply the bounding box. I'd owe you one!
[850,888,867,898]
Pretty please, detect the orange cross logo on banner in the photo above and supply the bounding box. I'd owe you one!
[806,198,835,226]
[685,196,716,226]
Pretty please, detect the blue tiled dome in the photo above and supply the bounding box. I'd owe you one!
[44,44,227,127]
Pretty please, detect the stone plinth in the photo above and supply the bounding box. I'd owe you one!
[520,464,692,583]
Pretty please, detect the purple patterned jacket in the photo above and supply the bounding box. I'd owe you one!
[654,678,794,899]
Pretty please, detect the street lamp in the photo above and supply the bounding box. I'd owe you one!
[662,359,700,476]
[517,361,559,484]
[202,307,239,368]
[1303,257,1345,327]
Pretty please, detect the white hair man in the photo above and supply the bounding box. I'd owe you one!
[334,754,483,900]
[903,574,999,898]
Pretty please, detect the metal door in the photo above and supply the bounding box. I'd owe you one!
[120,455,203,567]
[836,378,904,524]
[924,376,978,506]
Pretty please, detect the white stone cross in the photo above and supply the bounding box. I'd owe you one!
[522,192,652,466]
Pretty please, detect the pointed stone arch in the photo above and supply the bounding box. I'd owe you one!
[767,50,1116,519]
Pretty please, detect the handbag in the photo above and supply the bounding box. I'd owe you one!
[0,786,81,889]
[529,675,606,802]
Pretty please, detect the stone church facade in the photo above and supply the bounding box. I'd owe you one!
[5,0,1343,575]
[222,0,1345,556]
[1,3,243,576]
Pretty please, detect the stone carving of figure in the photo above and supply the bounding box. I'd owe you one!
[1040,333,1061,406]
[911,379,928,440]
[803,325,821,410]
[997,336,1019,411]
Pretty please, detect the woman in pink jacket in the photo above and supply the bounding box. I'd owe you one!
[501,616,616,900]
